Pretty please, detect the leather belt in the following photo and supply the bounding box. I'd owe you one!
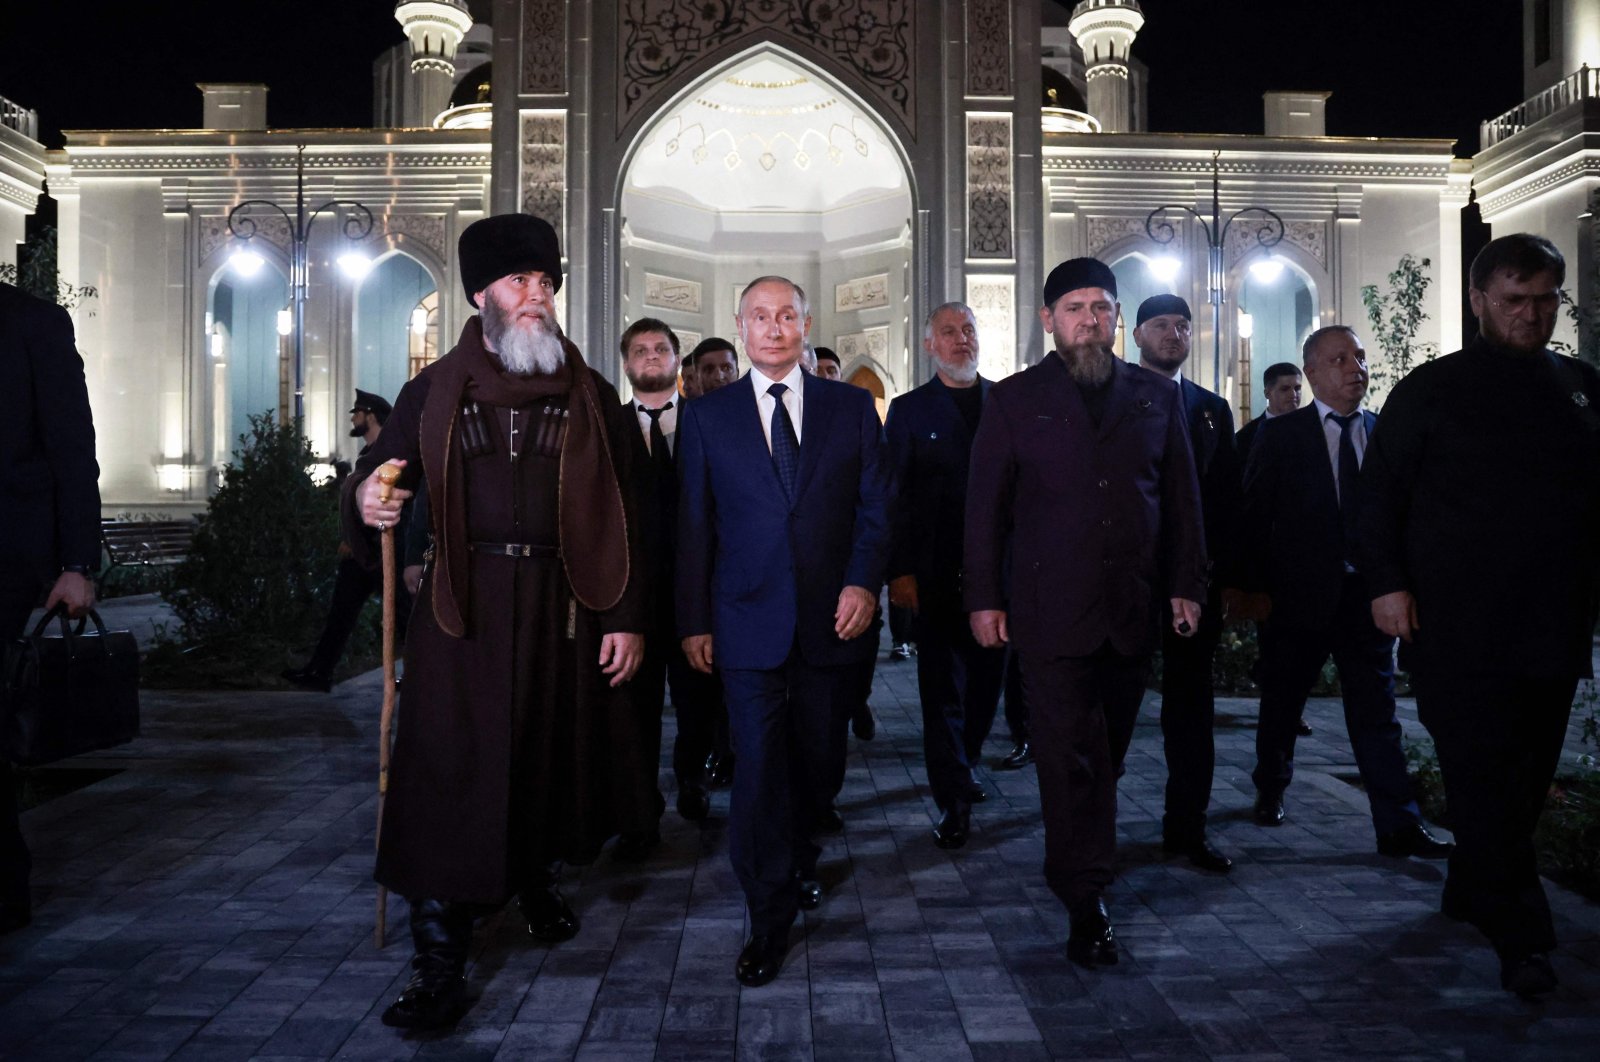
[469,542,560,558]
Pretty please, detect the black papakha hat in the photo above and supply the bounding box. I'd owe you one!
[1135,293,1191,326]
[351,388,393,423]
[458,213,563,306]
[1043,257,1118,307]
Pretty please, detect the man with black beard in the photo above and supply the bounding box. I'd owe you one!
[284,389,407,692]
[349,213,652,1030]
[1362,234,1600,996]
[1131,295,1239,874]
[965,258,1205,969]
[887,302,1004,849]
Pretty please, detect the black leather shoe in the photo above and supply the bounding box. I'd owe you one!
[1163,835,1233,873]
[281,666,332,693]
[1254,792,1285,826]
[1296,718,1314,737]
[735,931,790,986]
[1066,896,1118,968]
[519,885,579,942]
[614,830,660,862]
[797,878,824,911]
[677,786,711,822]
[815,805,844,834]
[1500,952,1558,998]
[889,643,913,661]
[932,808,970,850]
[382,899,472,1030]
[852,708,877,741]
[1377,823,1453,859]
[381,968,467,1029]
[965,778,988,804]
[999,743,1032,770]
[0,900,31,935]
[705,752,735,788]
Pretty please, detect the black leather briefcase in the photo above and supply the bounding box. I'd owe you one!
[2,606,140,767]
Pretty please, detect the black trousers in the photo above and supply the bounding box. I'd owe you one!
[633,634,720,798]
[303,556,409,679]
[888,603,915,646]
[1415,668,1576,958]
[1021,645,1148,909]
[1002,650,1028,745]
[1252,574,1420,835]
[915,609,1005,812]
[1159,588,1221,842]
[722,647,853,935]
[2,587,40,909]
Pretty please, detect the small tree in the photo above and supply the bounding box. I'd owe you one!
[1361,254,1439,402]
[0,224,97,313]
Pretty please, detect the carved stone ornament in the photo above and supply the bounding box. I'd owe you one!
[836,325,889,363]
[645,272,703,313]
[200,212,292,263]
[523,0,568,94]
[379,214,448,259]
[617,1,915,135]
[1088,215,1182,258]
[521,113,567,238]
[966,116,1013,259]
[965,0,1011,97]
[835,273,889,312]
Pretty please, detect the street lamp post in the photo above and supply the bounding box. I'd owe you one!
[226,144,375,424]
[1144,151,1285,395]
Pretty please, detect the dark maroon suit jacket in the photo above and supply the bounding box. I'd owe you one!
[963,353,1207,659]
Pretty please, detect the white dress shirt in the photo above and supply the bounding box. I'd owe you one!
[1312,397,1368,503]
[750,364,805,452]
[633,398,677,456]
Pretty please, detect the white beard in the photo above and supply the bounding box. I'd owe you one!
[938,357,979,385]
[482,298,565,376]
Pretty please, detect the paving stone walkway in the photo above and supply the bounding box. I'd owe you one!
[4,644,1600,1060]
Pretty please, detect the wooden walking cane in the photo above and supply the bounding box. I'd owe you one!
[374,462,404,948]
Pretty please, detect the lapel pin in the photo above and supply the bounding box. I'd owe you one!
[1203,410,1214,430]
[930,431,938,439]
[1575,391,1590,408]
[1136,398,1151,411]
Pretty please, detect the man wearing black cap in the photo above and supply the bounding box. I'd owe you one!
[1131,294,1239,874]
[965,258,1206,969]
[283,388,407,692]
[348,213,653,1030]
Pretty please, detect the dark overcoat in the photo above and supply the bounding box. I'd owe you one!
[343,335,650,904]
[1177,376,1240,582]
[963,354,1207,659]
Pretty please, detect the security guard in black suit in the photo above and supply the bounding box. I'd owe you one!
[1130,295,1237,873]
[0,281,102,934]
[885,302,1004,849]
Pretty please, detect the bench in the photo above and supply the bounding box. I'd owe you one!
[99,518,198,592]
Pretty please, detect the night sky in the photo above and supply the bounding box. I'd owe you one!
[4,1,1521,155]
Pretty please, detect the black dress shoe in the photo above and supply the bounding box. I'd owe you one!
[735,931,790,986]
[1500,951,1558,998]
[999,743,1032,770]
[932,808,970,850]
[1163,835,1233,873]
[965,779,988,804]
[614,829,661,862]
[1254,792,1285,826]
[280,666,332,693]
[815,805,844,834]
[852,708,877,741]
[1377,823,1453,859]
[381,969,468,1029]
[1296,718,1314,737]
[519,885,579,942]
[889,643,913,661]
[0,900,31,935]
[383,899,472,1030]
[797,878,824,911]
[677,786,711,822]
[705,752,735,788]
[1066,896,1118,968]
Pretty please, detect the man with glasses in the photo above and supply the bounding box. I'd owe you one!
[1361,233,1600,997]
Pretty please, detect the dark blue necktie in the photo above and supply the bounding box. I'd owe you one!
[767,382,800,500]
[1330,411,1360,564]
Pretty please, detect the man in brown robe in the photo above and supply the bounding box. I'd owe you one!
[347,213,650,1030]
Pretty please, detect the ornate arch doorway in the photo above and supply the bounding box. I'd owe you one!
[615,48,915,398]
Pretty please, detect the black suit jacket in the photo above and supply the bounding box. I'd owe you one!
[884,375,990,617]
[1235,413,1265,461]
[0,283,100,590]
[622,397,679,633]
[1177,376,1240,584]
[964,355,1207,659]
[1237,402,1375,631]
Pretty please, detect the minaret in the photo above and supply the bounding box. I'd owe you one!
[1067,0,1145,133]
[394,0,474,127]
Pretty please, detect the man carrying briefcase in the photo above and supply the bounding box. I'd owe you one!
[1,279,102,934]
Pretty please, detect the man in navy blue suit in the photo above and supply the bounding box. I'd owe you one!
[966,258,1207,969]
[1130,294,1239,874]
[676,276,890,986]
[1232,325,1449,862]
[886,302,1003,850]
